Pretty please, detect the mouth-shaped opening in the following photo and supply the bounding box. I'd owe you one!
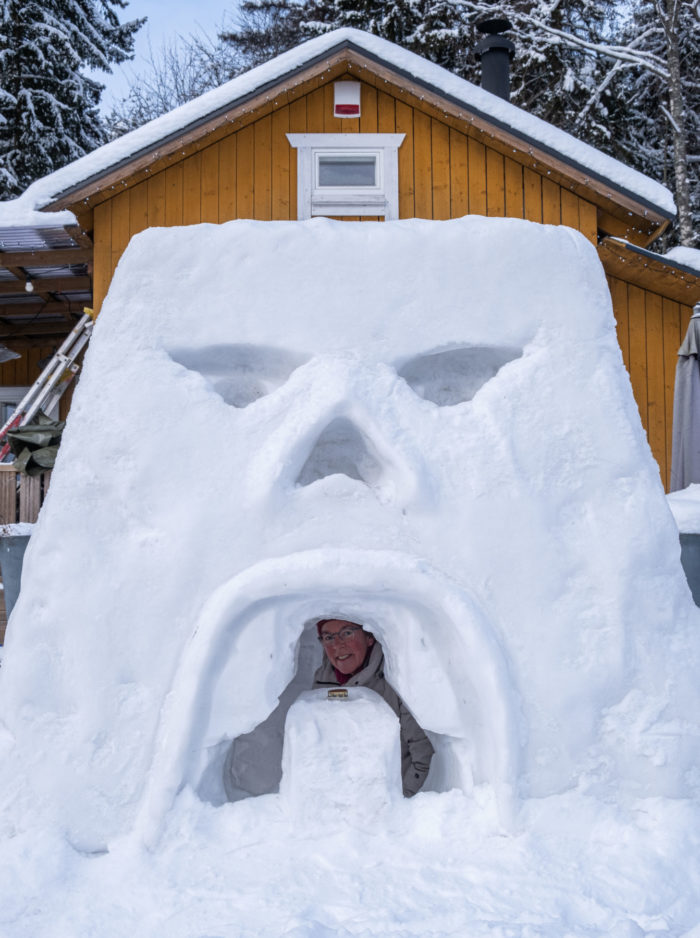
[136,550,520,844]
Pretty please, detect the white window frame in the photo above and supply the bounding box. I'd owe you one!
[0,387,58,421]
[286,133,405,220]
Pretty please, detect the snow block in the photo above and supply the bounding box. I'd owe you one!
[279,688,402,824]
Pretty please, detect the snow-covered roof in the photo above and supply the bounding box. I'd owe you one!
[607,236,700,279]
[0,28,675,228]
[666,246,700,276]
[598,237,700,307]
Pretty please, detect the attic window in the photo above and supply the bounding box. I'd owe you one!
[317,153,377,188]
[287,134,405,220]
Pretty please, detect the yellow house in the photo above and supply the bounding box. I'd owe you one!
[0,27,698,495]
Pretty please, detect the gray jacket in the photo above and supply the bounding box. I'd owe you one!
[313,641,434,797]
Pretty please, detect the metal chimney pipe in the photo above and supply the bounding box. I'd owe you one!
[475,16,515,101]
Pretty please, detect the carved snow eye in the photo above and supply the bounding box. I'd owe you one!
[168,344,309,408]
[398,346,523,406]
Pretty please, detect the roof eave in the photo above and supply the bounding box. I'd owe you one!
[600,237,700,307]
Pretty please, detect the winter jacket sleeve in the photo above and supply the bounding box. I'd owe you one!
[398,701,434,797]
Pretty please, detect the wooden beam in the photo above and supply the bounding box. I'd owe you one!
[0,248,92,268]
[597,209,651,247]
[1,333,71,349]
[63,224,93,249]
[0,320,77,338]
[0,276,91,296]
[4,265,28,282]
[0,301,86,318]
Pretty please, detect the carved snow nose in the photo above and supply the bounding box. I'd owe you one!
[296,416,383,487]
[246,353,432,508]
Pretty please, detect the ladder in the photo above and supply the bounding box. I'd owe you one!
[0,308,95,461]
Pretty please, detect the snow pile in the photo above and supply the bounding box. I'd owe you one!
[668,483,700,533]
[0,216,699,936]
[0,27,673,227]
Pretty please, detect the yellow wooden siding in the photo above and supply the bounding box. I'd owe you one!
[505,158,524,219]
[662,297,682,481]
[396,100,414,218]
[608,274,691,490]
[0,346,54,390]
[165,163,184,226]
[523,167,542,223]
[147,172,166,227]
[449,128,468,219]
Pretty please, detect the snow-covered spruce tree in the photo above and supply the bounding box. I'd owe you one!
[219,1,307,73]
[603,0,698,246]
[222,0,472,73]
[514,0,698,246]
[300,0,381,35]
[500,1,618,146]
[300,0,474,68]
[0,0,143,198]
[408,1,472,74]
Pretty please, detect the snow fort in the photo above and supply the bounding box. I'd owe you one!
[1,216,700,936]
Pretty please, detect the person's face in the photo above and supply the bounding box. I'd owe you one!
[319,619,374,675]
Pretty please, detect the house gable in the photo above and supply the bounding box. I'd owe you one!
[58,43,669,248]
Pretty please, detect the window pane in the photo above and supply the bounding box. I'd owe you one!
[318,155,376,187]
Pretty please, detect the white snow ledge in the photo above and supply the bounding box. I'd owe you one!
[0,27,675,226]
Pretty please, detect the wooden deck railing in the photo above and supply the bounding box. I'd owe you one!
[0,464,52,525]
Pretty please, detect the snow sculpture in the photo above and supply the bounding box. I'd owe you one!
[0,217,698,856]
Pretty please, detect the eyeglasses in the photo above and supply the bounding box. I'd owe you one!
[318,625,363,645]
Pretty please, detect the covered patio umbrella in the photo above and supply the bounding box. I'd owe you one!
[671,302,700,491]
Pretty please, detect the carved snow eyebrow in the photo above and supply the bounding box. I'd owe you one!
[167,344,309,408]
[398,346,523,406]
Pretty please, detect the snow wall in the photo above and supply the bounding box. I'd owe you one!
[0,216,698,852]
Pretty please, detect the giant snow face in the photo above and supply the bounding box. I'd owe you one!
[1,217,698,849]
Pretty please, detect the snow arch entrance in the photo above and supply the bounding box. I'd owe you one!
[136,549,520,844]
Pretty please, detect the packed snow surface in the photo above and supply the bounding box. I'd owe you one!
[0,27,674,229]
[0,216,699,936]
[0,523,34,538]
[668,484,700,533]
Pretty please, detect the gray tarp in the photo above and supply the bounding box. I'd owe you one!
[6,411,65,476]
[671,307,700,492]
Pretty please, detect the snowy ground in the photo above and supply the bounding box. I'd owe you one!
[3,786,700,937]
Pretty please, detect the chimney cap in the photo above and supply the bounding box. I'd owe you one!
[475,32,515,61]
[476,16,513,35]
